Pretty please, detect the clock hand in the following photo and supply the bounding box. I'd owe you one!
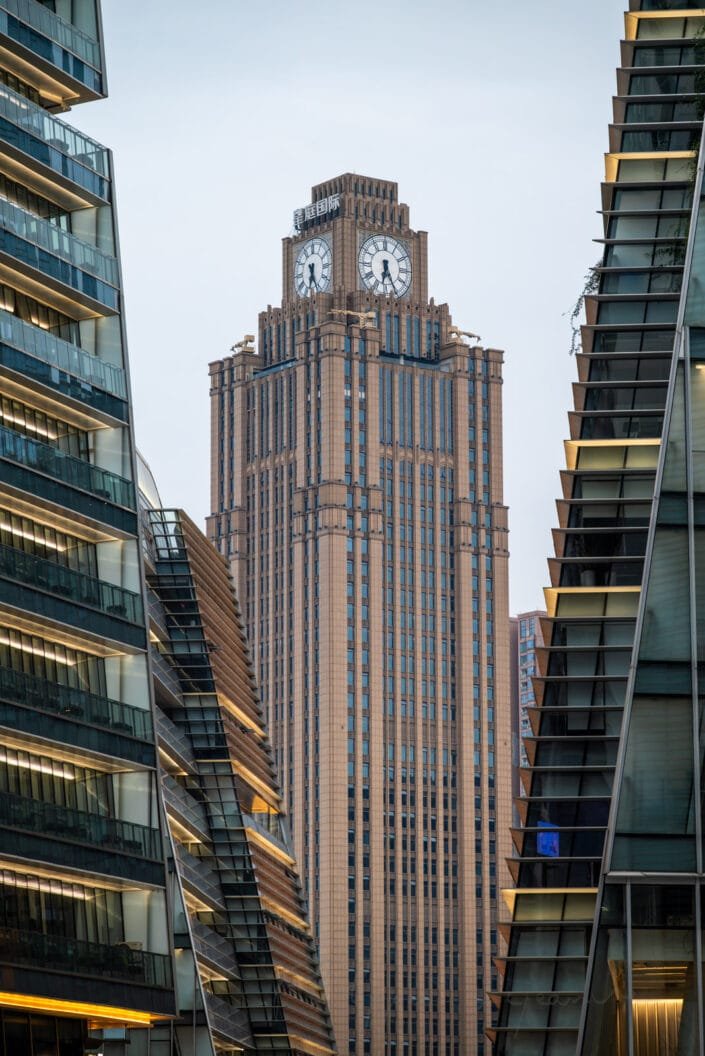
[308,261,319,290]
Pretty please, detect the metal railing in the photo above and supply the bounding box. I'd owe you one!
[0,925,171,987]
[0,664,152,740]
[0,310,126,397]
[0,196,118,286]
[0,542,143,623]
[0,0,100,68]
[0,425,135,508]
[0,789,160,859]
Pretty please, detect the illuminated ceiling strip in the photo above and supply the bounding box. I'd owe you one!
[563,437,660,472]
[232,759,281,808]
[625,10,705,41]
[0,520,66,551]
[544,585,640,619]
[0,872,90,900]
[0,410,56,439]
[0,990,169,1026]
[275,964,323,998]
[287,1035,335,1056]
[219,691,266,738]
[244,824,296,867]
[0,632,76,665]
[260,895,310,933]
[165,812,204,846]
[604,151,695,184]
[501,887,597,916]
[0,747,75,780]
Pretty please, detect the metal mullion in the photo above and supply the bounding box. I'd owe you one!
[684,331,703,878]
[626,881,634,1056]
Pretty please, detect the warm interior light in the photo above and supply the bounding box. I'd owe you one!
[244,824,295,867]
[260,895,310,933]
[0,871,92,900]
[0,520,66,551]
[0,632,76,665]
[0,409,57,440]
[0,747,75,780]
[166,814,204,846]
[0,990,166,1026]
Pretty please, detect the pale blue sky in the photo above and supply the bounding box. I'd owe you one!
[79,1,626,612]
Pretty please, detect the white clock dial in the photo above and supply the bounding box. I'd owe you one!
[294,237,332,297]
[358,235,412,298]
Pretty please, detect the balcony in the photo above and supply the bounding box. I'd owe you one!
[0,423,135,517]
[188,917,239,980]
[0,196,119,312]
[0,925,171,989]
[0,663,152,740]
[204,992,252,1048]
[0,788,161,859]
[0,312,127,420]
[151,646,184,705]
[0,310,125,397]
[0,542,143,623]
[163,775,210,845]
[0,83,108,203]
[174,842,223,910]
[0,0,102,100]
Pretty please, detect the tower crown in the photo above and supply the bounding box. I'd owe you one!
[284,173,426,314]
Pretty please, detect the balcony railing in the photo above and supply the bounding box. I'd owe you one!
[204,991,253,1046]
[0,424,135,508]
[0,664,152,740]
[0,542,143,624]
[0,0,101,69]
[0,310,126,398]
[0,788,161,859]
[0,82,107,174]
[0,925,172,988]
[174,843,223,908]
[0,196,118,287]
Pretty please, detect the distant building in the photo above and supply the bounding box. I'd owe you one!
[208,174,513,1054]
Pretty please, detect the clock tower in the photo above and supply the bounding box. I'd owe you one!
[208,175,512,1056]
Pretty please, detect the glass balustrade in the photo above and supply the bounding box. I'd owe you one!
[0,425,135,508]
[0,0,101,71]
[0,789,160,859]
[0,82,107,173]
[0,665,151,739]
[0,310,126,397]
[0,542,143,623]
[0,925,171,988]
[0,196,118,286]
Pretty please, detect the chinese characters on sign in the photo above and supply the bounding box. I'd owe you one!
[293,194,341,233]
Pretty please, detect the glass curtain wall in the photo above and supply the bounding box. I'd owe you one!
[494,4,705,1053]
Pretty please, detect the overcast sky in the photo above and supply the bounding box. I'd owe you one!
[77,1,626,614]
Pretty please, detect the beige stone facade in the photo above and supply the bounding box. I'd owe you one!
[208,175,511,1055]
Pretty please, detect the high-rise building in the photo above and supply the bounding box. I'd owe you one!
[494,4,705,1054]
[208,174,513,1055]
[0,2,177,1052]
[139,457,336,1056]
[0,4,332,1055]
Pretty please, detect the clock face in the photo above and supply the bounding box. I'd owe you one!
[358,234,412,297]
[294,237,332,297]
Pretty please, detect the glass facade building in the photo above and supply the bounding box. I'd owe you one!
[208,175,513,1055]
[0,4,333,1055]
[494,3,705,1054]
[0,1,176,1053]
